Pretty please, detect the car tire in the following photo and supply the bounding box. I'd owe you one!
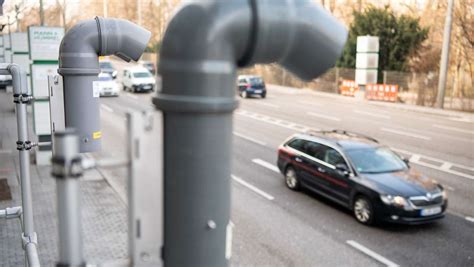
[285,166,300,191]
[261,93,266,98]
[241,91,247,98]
[353,195,375,225]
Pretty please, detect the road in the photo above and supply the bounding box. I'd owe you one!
[94,59,474,266]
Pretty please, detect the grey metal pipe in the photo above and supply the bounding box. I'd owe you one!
[153,1,347,266]
[58,17,151,152]
[52,130,85,266]
[6,63,41,266]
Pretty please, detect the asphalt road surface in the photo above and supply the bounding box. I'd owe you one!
[94,59,473,266]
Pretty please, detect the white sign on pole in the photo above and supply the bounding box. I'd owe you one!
[4,35,10,49]
[29,27,64,61]
[12,54,30,74]
[356,35,379,85]
[356,36,379,53]
[32,64,58,97]
[356,53,379,69]
[4,50,11,63]
[33,101,51,135]
[11,32,29,53]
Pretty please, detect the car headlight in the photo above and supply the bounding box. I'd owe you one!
[442,189,448,199]
[380,194,411,210]
[112,70,118,77]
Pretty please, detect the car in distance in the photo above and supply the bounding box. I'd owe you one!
[97,73,119,97]
[99,60,118,79]
[122,67,156,93]
[277,130,447,225]
[237,75,266,98]
[139,60,156,75]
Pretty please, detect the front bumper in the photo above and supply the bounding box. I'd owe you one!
[375,200,448,225]
[133,84,154,92]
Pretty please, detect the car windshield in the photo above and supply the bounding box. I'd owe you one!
[249,77,263,85]
[99,62,113,69]
[98,75,112,81]
[133,72,151,78]
[345,147,407,174]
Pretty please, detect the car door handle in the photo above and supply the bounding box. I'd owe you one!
[295,157,303,163]
[317,167,326,173]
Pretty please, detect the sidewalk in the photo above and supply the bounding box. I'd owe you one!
[269,84,474,121]
[0,91,128,265]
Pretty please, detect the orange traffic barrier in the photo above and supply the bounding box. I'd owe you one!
[366,84,398,102]
[339,80,358,97]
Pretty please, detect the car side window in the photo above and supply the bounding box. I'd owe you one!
[321,145,346,166]
[302,141,324,160]
[287,138,306,151]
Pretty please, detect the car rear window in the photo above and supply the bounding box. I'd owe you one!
[249,77,263,85]
[99,62,113,69]
[98,75,113,81]
[133,72,151,78]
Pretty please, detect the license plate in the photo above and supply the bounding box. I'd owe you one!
[254,90,262,93]
[143,85,151,89]
[420,206,442,216]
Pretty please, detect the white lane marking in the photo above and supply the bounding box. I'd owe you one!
[449,117,473,123]
[299,100,322,107]
[466,217,474,223]
[254,102,280,108]
[126,93,139,100]
[440,162,453,171]
[231,175,274,201]
[307,112,341,121]
[433,124,473,135]
[252,158,280,173]
[100,104,114,113]
[410,160,473,180]
[0,149,12,154]
[392,147,474,171]
[381,127,431,140]
[353,109,391,119]
[233,132,267,146]
[346,240,399,267]
[236,110,314,132]
[444,185,455,191]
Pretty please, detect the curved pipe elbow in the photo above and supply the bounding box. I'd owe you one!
[7,64,27,94]
[159,0,347,84]
[59,17,151,74]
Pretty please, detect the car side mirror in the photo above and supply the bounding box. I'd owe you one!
[402,157,410,167]
[335,163,350,176]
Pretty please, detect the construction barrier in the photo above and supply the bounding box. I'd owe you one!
[366,83,398,102]
[339,80,398,102]
[339,80,358,96]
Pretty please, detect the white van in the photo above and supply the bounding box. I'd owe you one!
[122,67,156,93]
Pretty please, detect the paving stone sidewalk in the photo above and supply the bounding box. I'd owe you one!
[0,91,128,265]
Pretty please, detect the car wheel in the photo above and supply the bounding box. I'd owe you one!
[353,196,375,225]
[261,93,266,98]
[241,91,247,98]
[285,166,300,191]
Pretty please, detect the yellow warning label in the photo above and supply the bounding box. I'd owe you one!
[92,131,102,139]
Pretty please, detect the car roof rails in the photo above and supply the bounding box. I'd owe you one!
[305,129,379,143]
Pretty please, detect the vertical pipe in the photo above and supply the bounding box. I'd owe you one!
[13,68,35,238]
[436,0,454,109]
[52,130,84,266]
[39,0,45,26]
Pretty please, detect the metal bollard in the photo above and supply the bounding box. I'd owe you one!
[51,129,85,267]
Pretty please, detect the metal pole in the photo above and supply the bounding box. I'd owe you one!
[137,0,142,26]
[39,0,45,26]
[51,130,85,266]
[436,0,454,109]
[4,63,41,266]
[103,0,108,18]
